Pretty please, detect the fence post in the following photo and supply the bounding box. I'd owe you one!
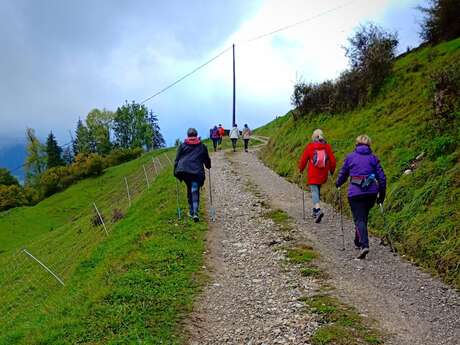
[165,154,173,168]
[124,177,132,207]
[143,164,150,189]
[152,157,158,177]
[93,202,109,236]
[157,157,163,170]
[22,249,65,286]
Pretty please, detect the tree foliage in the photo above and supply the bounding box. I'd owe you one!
[46,132,65,169]
[292,23,398,116]
[418,0,460,44]
[86,108,113,155]
[73,119,92,156]
[25,128,47,185]
[147,111,165,149]
[0,168,19,186]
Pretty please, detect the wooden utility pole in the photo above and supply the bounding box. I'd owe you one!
[232,43,236,127]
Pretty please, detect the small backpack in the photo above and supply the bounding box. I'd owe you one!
[312,149,327,168]
[211,128,220,139]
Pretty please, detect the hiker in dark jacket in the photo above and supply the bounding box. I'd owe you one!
[299,129,336,223]
[174,128,211,222]
[336,135,386,259]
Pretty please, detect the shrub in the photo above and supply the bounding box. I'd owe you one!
[0,185,27,211]
[104,148,143,167]
[0,168,19,186]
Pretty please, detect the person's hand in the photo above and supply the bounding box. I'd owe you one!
[377,191,385,204]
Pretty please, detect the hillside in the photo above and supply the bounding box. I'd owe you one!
[0,149,206,344]
[255,37,460,288]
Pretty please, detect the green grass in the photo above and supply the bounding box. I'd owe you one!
[255,37,460,288]
[286,244,317,264]
[0,152,207,344]
[302,295,383,345]
[264,208,292,231]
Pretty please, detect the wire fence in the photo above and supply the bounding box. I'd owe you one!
[0,150,176,331]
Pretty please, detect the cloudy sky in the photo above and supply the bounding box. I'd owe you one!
[0,0,427,148]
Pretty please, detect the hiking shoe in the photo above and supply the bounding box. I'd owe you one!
[357,248,369,259]
[193,214,200,222]
[314,211,324,223]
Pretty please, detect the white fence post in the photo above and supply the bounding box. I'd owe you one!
[157,157,163,170]
[22,249,65,286]
[152,157,158,177]
[124,177,132,207]
[93,202,108,236]
[165,154,173,167]
[143,164,150,189]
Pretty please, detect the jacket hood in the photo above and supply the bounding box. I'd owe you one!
[355,144,372,155]
[185,137,201,145]
[310,140,327,149]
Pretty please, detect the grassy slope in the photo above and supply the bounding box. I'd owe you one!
[256,38,460,288]
[0,149,169,253]
[0,155,206,344]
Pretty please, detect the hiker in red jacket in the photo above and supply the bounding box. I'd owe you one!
[298,129,336,223]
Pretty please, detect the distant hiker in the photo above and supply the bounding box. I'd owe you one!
[298,129,336,223]
[210,125,220,152]
[229,124,240,152]
[174,128,211,222]
[242,124,252,152]
[218,124,225,149]
[336,134,386,259]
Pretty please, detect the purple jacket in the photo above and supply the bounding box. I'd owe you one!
[336,144,386,198]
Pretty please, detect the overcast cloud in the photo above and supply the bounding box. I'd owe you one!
[0,0,426,148]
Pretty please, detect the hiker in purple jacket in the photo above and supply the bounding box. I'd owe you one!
[336,135,386,259]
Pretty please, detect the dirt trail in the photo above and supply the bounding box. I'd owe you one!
[186,146,459,345]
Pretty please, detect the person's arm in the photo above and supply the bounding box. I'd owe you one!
[298,144,310,173]
[174,144,183,175]
[374,156,386,203]
[326,144,336,175]
[335,156,350,188]
[203,145,211,169]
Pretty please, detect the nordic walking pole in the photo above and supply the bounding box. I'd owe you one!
[208,169,216,222]
[299,172,305,220]
[379,203,395,253]
[338,187,345,251]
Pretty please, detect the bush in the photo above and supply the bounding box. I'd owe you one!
[0,185,27,211]
[430,61,460,126]
[104,148,143,167]
[0,168,19,186]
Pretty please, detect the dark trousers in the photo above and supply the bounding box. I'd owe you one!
[185,180,200,215]
[243,139,249,151]
[231,138,237,151]
[212,139,218,152]
[348,194,377,249]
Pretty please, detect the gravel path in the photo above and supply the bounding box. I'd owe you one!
[228,148,460,345]
[185,151,319,344]
[185,144,459,345]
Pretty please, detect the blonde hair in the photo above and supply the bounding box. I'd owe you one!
[312,129,324,141]
[356,134,371,146]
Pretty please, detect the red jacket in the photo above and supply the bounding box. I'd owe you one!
[298,141,336,185]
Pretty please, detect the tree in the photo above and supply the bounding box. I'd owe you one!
[62,146,74,165]
[46,132,65,169]
[24,128,47,185]
[113,101,152,149]
[73,119,92,156]
[147,111,165,149]
[86,108,113,155]
[0,168,19,186]
[418,0,460,43]
[345,23,398,96]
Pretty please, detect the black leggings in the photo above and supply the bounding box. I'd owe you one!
[348,194,377,249]
[231,138,237,151]
[212,139,218,152]
[243,139,249,151]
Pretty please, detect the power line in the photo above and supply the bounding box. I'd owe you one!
[138,0,356,105]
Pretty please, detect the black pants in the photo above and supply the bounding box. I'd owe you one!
[348,194,377,249]
[185,180,200,216]
[231,138,237,151]
[212,139,218,152]
[243,139,249,151]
